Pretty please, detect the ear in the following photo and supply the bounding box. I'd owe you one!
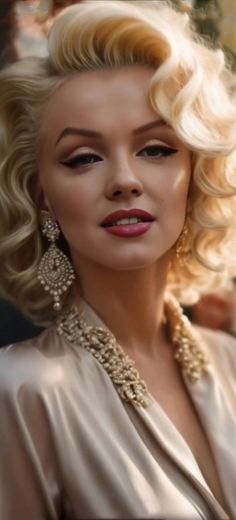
[35,181,54,214]
[36,192,56,231]
[41,193,54,215]
[34,172,56,223]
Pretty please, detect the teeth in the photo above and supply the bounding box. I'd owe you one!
[112,217,142,226]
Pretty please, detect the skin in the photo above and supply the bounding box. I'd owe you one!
[39,65,191,356]
[38,66,228,510]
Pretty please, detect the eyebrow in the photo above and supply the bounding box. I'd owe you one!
[55,119,168,146]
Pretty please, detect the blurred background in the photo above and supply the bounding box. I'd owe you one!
[1,1,236,66]
[1,0,236,346]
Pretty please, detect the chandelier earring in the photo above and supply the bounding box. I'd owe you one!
[175,216,192,265]
[37,211,76,311]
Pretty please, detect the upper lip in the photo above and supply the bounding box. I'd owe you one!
[101,209,155,226]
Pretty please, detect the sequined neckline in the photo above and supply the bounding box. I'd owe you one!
[56,294,209,408]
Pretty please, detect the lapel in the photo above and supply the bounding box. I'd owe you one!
[183,348,236,516]
[134,390,230,519]
[78,299,234,518]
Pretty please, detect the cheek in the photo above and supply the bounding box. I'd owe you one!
[157,162,191,221]
[40,171,98,223]
[167,155,191,197]
[56,192,91,227]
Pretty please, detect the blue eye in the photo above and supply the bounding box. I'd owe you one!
[61,153,102,169]
[137,145,178,158]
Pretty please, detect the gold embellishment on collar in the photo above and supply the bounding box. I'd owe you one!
[56,295,209,408]
[164,294,209,384]
[56,307,149,407]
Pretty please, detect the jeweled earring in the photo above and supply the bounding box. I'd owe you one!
[175,217,191,264]
[37,212,76,311]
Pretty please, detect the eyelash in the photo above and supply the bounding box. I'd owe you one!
[60,145,178,169]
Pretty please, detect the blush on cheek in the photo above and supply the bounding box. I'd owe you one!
[172,167,189,191]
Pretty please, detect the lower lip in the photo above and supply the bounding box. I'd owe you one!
[102,221,153,237]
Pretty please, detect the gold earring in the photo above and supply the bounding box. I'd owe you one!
[37,212,76,311]
[175,217,191,264]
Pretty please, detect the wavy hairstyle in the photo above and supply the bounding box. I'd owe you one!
[1,0,236,325]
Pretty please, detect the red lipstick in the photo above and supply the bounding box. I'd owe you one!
[101,209,155,238]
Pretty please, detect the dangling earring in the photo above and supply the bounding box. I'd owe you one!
[175,217,191,264]
[37,211,76,311]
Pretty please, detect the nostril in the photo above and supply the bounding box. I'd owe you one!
[110,186,142,199]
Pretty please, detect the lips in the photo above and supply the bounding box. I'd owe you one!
[101,209,155,227]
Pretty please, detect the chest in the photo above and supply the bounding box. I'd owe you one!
[55,375,228,520]
[132,353,229,514]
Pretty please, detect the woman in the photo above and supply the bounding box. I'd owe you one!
[0,1,236,518]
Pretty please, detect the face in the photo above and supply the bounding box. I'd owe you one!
[39,66,191,278]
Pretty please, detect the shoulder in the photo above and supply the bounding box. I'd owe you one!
[194,324,236,378]
[0,325,106,404]
[0,327,79,398]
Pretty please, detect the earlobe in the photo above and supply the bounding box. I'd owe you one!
[37,190,55,218]
[43,194,54,215]
[37,192,56,226]
[34,175,55,216]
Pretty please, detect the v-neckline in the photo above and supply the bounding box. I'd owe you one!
[56,297,234,518]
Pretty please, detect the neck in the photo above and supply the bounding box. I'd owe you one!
[73,256,171,358]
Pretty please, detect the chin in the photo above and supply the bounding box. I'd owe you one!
[102,252,162,271]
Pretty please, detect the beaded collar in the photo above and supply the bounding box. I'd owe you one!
[56,294,209,408]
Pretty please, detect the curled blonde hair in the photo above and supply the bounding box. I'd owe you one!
[1,0,236,325]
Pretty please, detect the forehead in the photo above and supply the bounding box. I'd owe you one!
[41,65,157,134]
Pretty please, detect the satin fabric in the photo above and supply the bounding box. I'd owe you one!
[0,300,236,519]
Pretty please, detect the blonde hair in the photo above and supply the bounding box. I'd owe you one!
[1,0,236,325]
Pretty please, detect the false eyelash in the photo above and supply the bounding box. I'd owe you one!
[60,153,101,168]
[138,145,178,158]
[61,145,178,169]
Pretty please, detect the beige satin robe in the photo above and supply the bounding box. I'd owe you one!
[0,300,236,519]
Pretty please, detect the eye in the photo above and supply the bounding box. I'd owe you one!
[137,145,178,159]
[60,153,102,169]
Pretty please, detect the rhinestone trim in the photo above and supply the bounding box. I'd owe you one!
[56,306,149,407]
[164,294,209,383]
[56,295,209,408]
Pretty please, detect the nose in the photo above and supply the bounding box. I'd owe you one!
[105,161,143,201]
